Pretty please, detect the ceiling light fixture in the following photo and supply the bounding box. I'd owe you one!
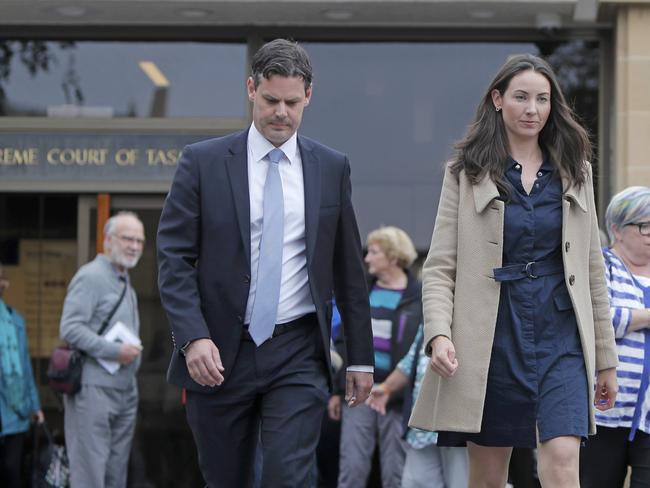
[139,61,170,88]
[53,5,87,17]
[468,10,495,20]
[323,9,354,21]
[178,8,212,19]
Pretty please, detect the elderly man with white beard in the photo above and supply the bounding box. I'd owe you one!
[60,211,145,488]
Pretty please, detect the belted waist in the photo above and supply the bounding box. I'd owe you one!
[493,256,564,282]
[242,313,317,342]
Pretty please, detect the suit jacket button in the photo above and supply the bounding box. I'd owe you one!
[569,275,575,286]
[244,275,250,284]
[565,242,570,252]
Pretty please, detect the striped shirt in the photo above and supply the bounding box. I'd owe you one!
[595,247,650,437]
[369,285,403,382]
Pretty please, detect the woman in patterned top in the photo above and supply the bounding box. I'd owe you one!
[580,186,650,487]
[0,261,44,488]
[334,226,422,488]
[367,324,469,488]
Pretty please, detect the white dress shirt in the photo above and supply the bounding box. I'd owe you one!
[244,124,315,325]
[244,124,372,374]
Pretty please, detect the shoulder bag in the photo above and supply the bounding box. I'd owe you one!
[47,281,127,395]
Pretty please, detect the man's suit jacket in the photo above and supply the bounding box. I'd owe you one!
[157,129,374,392]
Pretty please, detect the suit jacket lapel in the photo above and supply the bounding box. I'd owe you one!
[225,131,252,266]
[299,136,321,267]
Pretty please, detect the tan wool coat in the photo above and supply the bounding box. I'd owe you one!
[409,162,619,435]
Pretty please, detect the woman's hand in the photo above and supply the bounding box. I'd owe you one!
[429,335,459,377]
[594,367,618,411]
[366,384,390,415]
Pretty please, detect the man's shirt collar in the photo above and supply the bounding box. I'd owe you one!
[248,123,299,165]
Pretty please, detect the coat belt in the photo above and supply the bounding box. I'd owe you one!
[493,256,564,282]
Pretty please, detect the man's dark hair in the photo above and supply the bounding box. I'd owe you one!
[251,39,313,91]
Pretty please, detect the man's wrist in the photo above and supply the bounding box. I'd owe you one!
[179,341,192,357]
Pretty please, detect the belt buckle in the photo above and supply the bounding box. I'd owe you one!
[524,261,538,279]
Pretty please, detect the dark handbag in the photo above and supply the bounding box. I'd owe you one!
[29,422,69,488]
[47,280,127,395]
[46,347,83,395]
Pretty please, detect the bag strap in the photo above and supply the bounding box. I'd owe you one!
[97,277,127,336]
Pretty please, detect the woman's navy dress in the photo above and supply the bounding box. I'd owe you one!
[439,157,589,448]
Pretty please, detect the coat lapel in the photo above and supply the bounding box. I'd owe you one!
[224,131,251,265]
[472,172,500,213]
[299,136,321,267]
[562,175,588,213]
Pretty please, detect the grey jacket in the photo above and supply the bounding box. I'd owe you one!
[60,254,141,390]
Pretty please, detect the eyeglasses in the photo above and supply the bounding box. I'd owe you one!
[115,234,146,246]
[626,222,650,237]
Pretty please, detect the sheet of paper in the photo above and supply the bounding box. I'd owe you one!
[97,321,141,375]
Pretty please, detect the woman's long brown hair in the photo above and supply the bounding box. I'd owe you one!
[451,54,591,194]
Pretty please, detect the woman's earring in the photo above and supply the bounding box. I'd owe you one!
[495,106,501,112]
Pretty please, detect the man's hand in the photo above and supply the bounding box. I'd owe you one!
[118,344,143,365]
[429,335,458,377]
[595,367,618,411]
[328,395,342,421]
[185,338,225,387]
[366,384,390,415]
[345,371,373,407]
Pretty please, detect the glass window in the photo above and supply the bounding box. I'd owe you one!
[0,194,78,359]
[301,41,599,251]
[0,41,247,118]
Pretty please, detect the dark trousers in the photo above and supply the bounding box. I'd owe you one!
[0,432,25,488]
[186,320,329,488]
[316,409,341,488]
[580,426,650,488]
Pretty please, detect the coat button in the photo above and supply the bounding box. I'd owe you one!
[569,275,575,286]
[244,274,250,284]
[565,242,571,252]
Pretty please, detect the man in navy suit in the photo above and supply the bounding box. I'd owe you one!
[157,39,374,487]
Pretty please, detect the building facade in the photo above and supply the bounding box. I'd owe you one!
[0,1,648,485]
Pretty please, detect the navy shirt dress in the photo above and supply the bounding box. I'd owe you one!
[439,157,589,448]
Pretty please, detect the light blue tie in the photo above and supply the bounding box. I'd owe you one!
[248,148,285,345]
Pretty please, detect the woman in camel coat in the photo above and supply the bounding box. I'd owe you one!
[409,54,618,488]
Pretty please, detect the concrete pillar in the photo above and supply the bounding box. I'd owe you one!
[615,4,650,190]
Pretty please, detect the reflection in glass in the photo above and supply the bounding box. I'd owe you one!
[301,41,598,250]
[0,41,246,118]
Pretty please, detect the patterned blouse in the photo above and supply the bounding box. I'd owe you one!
[397,326,438,448]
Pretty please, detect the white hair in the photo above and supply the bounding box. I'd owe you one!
[103,211,142,237]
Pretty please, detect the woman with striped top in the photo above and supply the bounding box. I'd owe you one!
[580,186,650,487]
